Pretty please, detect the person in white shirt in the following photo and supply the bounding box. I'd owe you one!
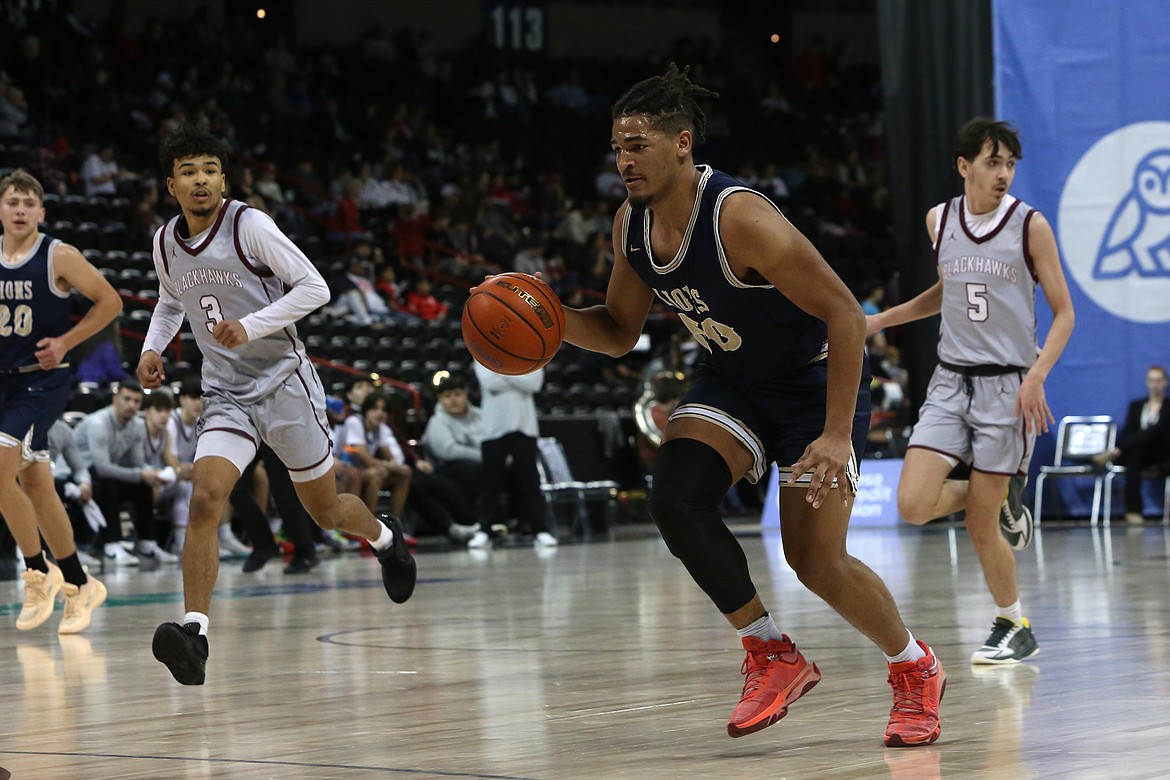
[339,392,412,518]
[79,144,122,197]
[471,362,557,549]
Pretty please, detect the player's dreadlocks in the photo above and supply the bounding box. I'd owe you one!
[612,63,720,141]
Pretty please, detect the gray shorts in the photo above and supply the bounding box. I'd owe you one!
[195,364,334,482]
[907,365,1034,476]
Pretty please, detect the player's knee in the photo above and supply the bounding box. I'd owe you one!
[188,485,225,528]
[897,488,933,525]
[647,438,733,561]
[785,550,841,596]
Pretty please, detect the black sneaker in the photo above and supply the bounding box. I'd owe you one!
[242,549,274,573]
[1000,474,1034,551]
[153,621,209,685]
[283,554,320,574]
[970,617,1039,665]
[375,514,416,604]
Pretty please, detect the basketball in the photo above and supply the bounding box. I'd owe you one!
[462,273,565,375]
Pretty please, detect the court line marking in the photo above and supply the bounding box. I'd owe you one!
[0,750,541,780]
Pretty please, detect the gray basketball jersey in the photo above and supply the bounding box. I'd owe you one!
[169,409,198,464]
[144,425,167,468]
[936,197,1038,367]
[157,200,307,405]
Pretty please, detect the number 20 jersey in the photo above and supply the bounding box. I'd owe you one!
[621,166,828,381]
[0,235,71,371]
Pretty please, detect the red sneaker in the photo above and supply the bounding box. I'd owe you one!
[727,635,821,738]
[884,641,946,747]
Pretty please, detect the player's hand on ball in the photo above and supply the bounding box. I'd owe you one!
[213,320,249,349]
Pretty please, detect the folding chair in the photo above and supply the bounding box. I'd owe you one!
[1102,465,1170,526]
[1032,415,1116,526]
[536,437,618,540]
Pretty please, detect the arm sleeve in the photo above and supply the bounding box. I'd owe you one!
[88,419,144,483]
[423,418,481,463]
[235,210,331,341]
[143,227,187,355]
[382,425,406,462]
[475,363,543,394]
[342,416,366,449]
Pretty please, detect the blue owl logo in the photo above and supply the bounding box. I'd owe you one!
[1093,149,1170,279]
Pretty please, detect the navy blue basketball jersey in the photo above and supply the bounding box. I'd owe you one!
[622,166,827,381]
[0,235,72,371]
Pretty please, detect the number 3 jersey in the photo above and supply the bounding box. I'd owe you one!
[148,199,328,405]
[934,196,1038,368]
[621,166,828,381]
[0,235,71,371]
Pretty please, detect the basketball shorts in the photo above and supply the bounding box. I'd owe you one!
[195,364,334,483]
[908,365,1034,476]
[669,359,870,489]
[0,368,71,457]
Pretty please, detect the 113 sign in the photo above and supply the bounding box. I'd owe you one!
[486,1,546,54]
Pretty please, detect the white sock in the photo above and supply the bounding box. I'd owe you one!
[996,600,1023,624]
[735,613,784,642]
[370,521,394,551]
[884,631,926,664]
[183,611,209,636]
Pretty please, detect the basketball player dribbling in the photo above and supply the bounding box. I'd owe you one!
[867,118,1074,665]
[560,65,944,746]
[138,123,416,685]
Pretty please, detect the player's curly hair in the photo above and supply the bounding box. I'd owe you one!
[611,63,720,141]
[159,121,232,177]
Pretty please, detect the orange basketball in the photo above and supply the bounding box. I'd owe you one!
[462,273,565,375]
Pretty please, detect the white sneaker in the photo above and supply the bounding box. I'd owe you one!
[534,532,559,548]
[448,522,481,543]
[76,549,103,569]
[151,545,180,564]
[467,531,491,549]
[104,543,139,566]
[218,528,252,556]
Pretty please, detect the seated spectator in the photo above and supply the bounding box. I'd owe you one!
[1093,365,1170,524]
[79,143,130,197]
[384,397,479,543]
[403,278,449,321]
[330,255,396,325]
[73,381,171,565]
[130,181,165,240]
[74,319,128,387]
[44,418,106,564]
[422,374,483,507]
[165,380,199,554]
[339,393,412,518]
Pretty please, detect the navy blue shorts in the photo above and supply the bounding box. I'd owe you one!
[0,368,72,454]
[670,358,871,486]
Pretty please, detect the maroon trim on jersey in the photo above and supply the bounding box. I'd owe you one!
[201,426,256,444]
[971,465,1018,477]
[906,443,969,464]
[958,197,1022,245]
[158,223,170,276]
[231,206,276,278]
[934,200,952,266]
[291,359,334,452]
[287,448,333,473]
[173,198,233,257]
[1022,209,1039,282]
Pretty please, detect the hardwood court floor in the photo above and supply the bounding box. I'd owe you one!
[2,521,1170,779]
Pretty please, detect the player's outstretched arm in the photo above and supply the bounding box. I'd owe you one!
[866,207,946,335]
[563,202,655,357]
